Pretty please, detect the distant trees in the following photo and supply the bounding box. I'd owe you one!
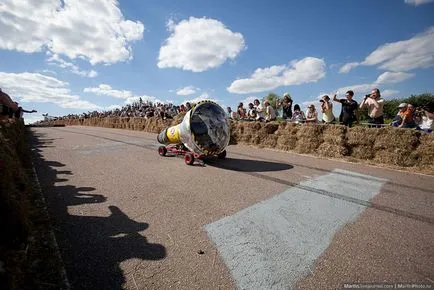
[262,93,280,110]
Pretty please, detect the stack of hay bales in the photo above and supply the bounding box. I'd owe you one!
[258,122,279,148]
[373,127,421,167]
[347,126,377,160]
[276,122,298,151]
[294,124,324,154]
[317,125,348,158]
[414,133,434,172]
[143,117,169,133]
[233,121,261,145]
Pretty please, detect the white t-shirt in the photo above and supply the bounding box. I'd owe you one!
[265,106,276,121]
[420,116,434,130]
[255,104,265,119]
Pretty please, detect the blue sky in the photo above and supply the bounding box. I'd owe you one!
[0,0,433,123]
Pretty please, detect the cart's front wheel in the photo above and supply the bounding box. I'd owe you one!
[184,153,194,165]
[217,150,227,159]
[158,146,167,156]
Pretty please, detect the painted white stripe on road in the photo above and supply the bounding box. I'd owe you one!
[204,169,387,290]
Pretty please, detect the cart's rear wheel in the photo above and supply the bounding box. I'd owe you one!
[217,150,227,159]
[184,153,194,165]
[158,146,167,156]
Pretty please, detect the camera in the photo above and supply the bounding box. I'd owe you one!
[319,100,324,103]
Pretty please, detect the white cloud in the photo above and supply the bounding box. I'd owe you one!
[405,0,434,5]
[375,71,414,84]
[340,27,434,73]
[0,0,144,65]
[227,57,326,94]
[339,62,360,73]
[47,53,98,78]
[124,95,165,105]
[84,84,133,99]
[23,115,45,125]
[334,84,399,99]
[182,93,218,105]
[176,86,197,96]
[59,100,101,109]
[84,83,166,105]
[105,104,122,111]
[158,17,245,72]
[0,72,100,109]
[240,96,259,106]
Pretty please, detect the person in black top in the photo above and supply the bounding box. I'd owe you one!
[333,90,358,127]
[280,93,293,120]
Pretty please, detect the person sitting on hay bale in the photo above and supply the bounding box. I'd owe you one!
[291,104,306,124]
[253,99,265,121]
[264,101,276,122]
[391,103,417,129]
[305,104,318,124]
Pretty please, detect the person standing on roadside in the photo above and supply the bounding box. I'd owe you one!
[333,90,358,127]
[359,88,384,127]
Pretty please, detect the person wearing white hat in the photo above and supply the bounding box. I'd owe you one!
[305,104,318,123]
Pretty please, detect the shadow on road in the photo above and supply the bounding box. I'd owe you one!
[30,131,166,289]
[206,157,293,172]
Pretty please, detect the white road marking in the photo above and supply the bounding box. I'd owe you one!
[204,169,387,290]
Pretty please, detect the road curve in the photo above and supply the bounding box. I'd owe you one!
[30,126,434,290]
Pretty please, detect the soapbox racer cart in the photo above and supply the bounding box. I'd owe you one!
[157,144,227,165]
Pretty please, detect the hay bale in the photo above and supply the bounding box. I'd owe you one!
[295,141,321,154]
[262,122,279,134]
[374,127,421,150]
[347,126,377,146]
[350,145,375,159]
[296,124,325,138]
[262,135,278,148]
[276,134,297,151]
[322,125,347,146]
[415,133,434,166]
[294,124,324,154]
[317,143,348,158]
[374,148,419,167]
[172,112,186,124]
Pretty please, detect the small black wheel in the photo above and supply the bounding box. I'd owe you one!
[217,150,227,159]
[184,153,195,165]
[158,146,167,156]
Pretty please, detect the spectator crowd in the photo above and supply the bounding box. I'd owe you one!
[1,87,433,133]
[226,88,433,133]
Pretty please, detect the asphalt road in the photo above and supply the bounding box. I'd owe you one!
[30,126,434,290]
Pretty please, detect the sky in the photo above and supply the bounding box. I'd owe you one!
[0,0,433,124]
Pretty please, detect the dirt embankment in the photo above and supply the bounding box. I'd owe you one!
[0,121,66,289]
[47,117,434,174]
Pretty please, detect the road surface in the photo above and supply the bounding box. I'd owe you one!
[30,126,434,290]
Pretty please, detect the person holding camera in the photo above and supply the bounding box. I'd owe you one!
[359,88,385,127]
[280,93,293,120]
[320,95,334,124]
[333,90,358,127]
[418,102,434,133]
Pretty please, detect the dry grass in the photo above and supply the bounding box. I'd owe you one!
[350,145,375,160]
[347,126,377,146]
[373,148,419,167]
[374,127,421,150]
